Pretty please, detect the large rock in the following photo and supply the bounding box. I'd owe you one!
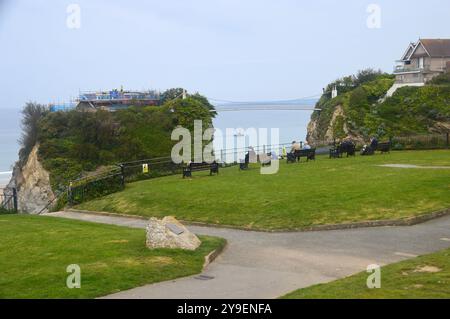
[8,145,55,214]
[146,216,201,251]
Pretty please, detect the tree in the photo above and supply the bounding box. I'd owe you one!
[354,68,383,86]
[19,102,49,164]
[164,97,214,130]
[160,88,185,104]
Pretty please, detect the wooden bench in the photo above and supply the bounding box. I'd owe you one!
[330,143,355,158]
[240,152,272,170]
[329,147,341,159]
[182,162,219,178]
[377,142,391,154]
[258,152,272,167]
[287,149,316,163]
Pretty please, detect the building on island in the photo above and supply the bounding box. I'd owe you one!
[49,88,161,112]
[76,89,161,111]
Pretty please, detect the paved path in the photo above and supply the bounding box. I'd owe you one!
[45,211,450,299]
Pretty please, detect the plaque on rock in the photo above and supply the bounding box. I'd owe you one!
[166,223,185,235]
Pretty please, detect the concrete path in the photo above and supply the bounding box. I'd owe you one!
[45,211,450,299]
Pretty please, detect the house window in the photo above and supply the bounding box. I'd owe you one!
[419,57,424,69]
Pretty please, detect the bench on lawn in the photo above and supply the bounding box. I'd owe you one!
[377,142,391,154]
[240,152,273,170]
[182,161,219,178]
[330,142,356,158]
[287,148,316,163]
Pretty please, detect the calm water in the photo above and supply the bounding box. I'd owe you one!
[213,110,312,153]
[0,108,312,185]
[0,108,21,186]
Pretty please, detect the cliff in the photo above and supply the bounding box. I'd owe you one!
[8,145,55,214]
[306,70,450,145]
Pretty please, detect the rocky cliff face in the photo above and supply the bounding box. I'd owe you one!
[306,105,363,145]
[7,145,55,214]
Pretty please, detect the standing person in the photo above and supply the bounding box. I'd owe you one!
[281,146,287,159]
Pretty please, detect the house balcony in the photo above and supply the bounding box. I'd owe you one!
[394,65,424,74]
[393,65,444,75]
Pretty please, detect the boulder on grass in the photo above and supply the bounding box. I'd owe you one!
[146,216,201,251]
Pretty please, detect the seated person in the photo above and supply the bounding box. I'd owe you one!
[290,141,301,153]
[370,137,378,150]
[240,147,257,170]
[303,142,311,150]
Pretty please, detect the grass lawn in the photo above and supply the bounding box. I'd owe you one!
[77,150,450,230]
[282,248,450,299]
[0,215,225,298]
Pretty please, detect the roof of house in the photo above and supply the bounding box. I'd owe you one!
[418,39,450,57]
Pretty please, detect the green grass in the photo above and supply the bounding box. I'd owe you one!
[77,150,450,230]
[282,248,450,299]
[0,215,225,298]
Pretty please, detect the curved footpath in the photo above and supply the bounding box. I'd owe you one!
[45,211,450,299]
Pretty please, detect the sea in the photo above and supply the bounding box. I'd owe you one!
[0,105,314,187]
[0,108,21,187]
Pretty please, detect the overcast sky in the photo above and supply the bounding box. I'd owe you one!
[1,0,449,109]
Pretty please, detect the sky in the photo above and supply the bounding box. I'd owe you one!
[0,0,450,109]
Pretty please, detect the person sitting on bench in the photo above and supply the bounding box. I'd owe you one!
[370,136,378,151]
[291,141,301,153]
[303,142,311,150]
[287,141,301,162]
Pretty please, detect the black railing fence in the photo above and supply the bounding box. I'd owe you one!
[0,188,17,213]
[66,133,449,205]
[391,133,449,150]
[119,157,183,183]
[68,168,124,205]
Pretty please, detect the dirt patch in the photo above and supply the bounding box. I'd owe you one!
[414,265,442,273]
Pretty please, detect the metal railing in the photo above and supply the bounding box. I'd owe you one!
[0,188,17,213]
[391,133,449,150]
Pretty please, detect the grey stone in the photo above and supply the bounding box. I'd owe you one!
[146,216,201,250]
